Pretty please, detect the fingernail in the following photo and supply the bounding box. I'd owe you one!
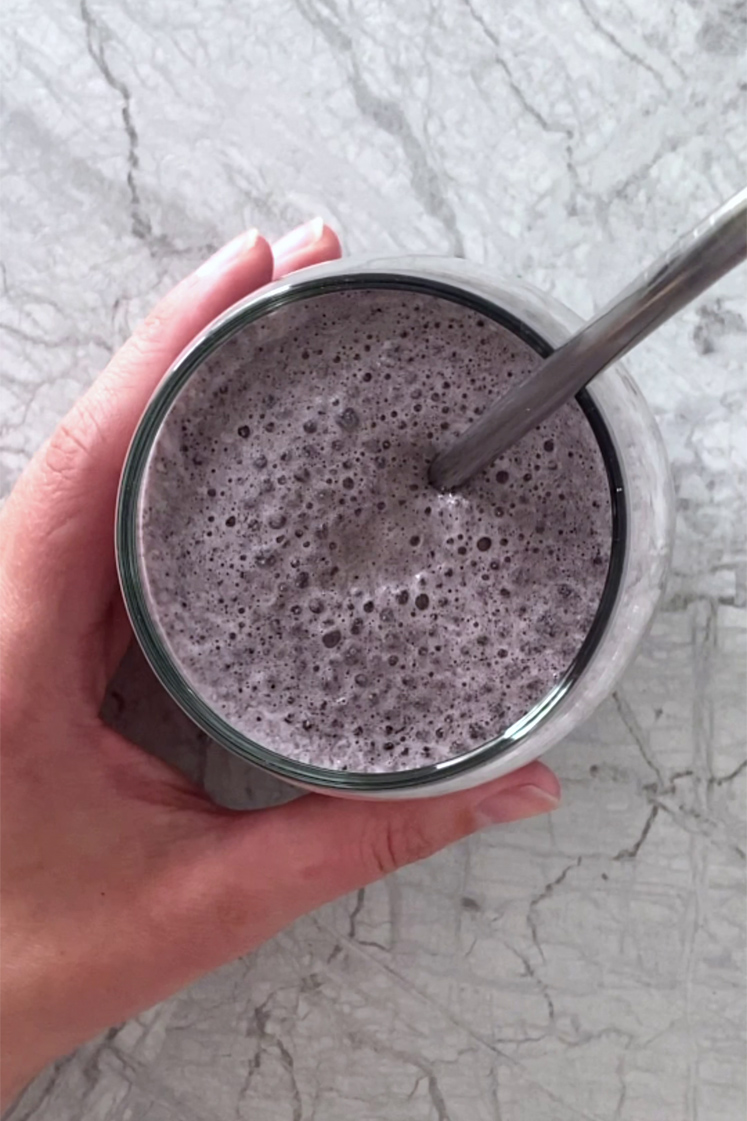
[272,217,325,259]
[475,784,560,828]
[196,228,260,278]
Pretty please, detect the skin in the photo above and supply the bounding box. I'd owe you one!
[0,220,560,1109]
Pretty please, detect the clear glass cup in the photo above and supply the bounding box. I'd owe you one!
[116,256,674,799]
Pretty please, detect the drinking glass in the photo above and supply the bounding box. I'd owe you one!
[116,256,674,799]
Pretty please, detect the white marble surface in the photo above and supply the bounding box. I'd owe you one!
[2,0,746,1117]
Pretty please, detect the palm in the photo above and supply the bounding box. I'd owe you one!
[1,224,558,1110]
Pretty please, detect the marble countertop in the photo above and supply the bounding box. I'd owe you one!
[3,0,745,1118]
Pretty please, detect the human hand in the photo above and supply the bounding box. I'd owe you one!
[0,221,560,1108]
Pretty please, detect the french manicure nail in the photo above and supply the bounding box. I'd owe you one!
[272,217,325,259]
[475,784,560,827]
[196,228,260,278]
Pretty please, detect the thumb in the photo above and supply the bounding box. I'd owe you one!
[203,761,560,958]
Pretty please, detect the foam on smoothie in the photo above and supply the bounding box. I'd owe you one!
[139,289,612,772]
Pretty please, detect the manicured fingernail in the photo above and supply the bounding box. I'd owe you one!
[196,229,260,278]
[475,784,560,827]
[272,217,325,259]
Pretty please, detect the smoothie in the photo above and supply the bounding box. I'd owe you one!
[139,288,612,772]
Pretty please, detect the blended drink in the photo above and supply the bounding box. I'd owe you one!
[138,289,612,773]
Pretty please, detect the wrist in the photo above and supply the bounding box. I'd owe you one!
[0,928,75,1111]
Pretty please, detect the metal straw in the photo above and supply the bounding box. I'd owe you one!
[429,187,747,492]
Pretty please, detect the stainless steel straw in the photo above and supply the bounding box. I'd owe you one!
[429,188,747,492]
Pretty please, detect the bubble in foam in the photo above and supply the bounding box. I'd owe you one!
[337,407,360,432]
[139,288,612,774]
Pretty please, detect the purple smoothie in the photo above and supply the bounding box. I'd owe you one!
[138,288,612,773]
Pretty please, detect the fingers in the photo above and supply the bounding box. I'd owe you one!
[0,230,271,689]
[272,217,342,279]
[201,762,560,959]
[0,222,342,688]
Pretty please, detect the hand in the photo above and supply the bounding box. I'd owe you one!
[0,220,560,1108]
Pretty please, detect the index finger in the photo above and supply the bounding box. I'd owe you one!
[0,225,341,670]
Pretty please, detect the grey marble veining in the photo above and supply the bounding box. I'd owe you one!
[2,0,746,1118]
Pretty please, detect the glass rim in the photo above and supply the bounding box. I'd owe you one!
[116,270,627,792]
